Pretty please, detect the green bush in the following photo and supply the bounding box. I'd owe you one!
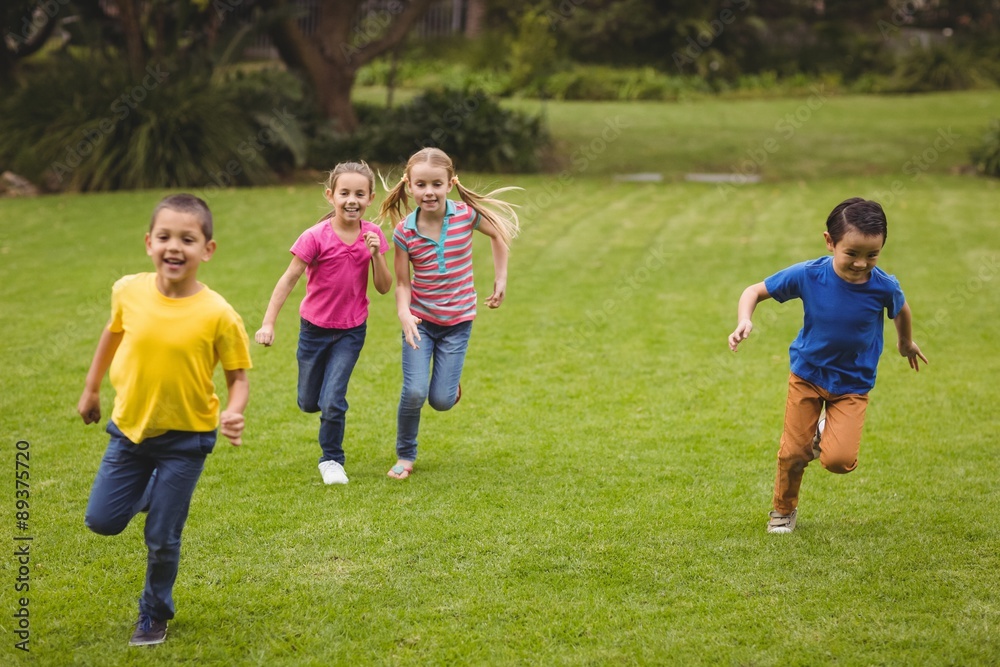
[505,9,561,96]
[0,54,303,192]
[847,72,895,94]
[544,65,711,101]
[310,87,548,173]
[357,58,509,97]
[971,119,1000,178]
[889,45,997,93]
[221,66,310,173]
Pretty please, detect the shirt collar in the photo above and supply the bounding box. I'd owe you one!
[403,199,457,230]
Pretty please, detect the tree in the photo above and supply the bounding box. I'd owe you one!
[257,0,436,133]
[1,1,62,87]
[55,0,240,78]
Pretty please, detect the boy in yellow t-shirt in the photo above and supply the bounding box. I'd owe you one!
[77,194,251,647]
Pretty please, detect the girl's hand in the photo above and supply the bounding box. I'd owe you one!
[220,410,245,446]
[255,324,275,347]
[485,279,506,309]
[400,313,422,349]
[728,319,753,351]
[899,340,928,371]
[77,390,101,425]
[363,231,381,256]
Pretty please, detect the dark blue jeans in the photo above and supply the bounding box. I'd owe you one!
[297,318,367,465]
[85,422,215,621]
[396,320,472,462]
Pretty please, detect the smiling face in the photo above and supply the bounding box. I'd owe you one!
[145,208,216,296]
[824,227,884,284]
[407,162,452,217]
[325,172,373,225]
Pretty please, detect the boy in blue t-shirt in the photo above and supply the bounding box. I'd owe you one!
[728,198,927,534]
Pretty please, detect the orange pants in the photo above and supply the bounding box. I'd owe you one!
[773,373,869,515]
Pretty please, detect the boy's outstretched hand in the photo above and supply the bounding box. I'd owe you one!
[728,319,754,351]
[899,340,928,371]
[220,411,245,446]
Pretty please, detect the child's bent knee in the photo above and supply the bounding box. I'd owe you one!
[427,395,454,412]
[822,457,858,474]
[297,400,320,414]
[85,514,128,536]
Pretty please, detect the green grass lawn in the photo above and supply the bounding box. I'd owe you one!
[2,92,1000,666]
[361,88,1000,181]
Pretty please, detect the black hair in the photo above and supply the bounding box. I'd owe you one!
[825,197,887,244]
[150,194,214,240]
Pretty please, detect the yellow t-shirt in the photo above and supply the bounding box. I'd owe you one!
[108,273,252,443]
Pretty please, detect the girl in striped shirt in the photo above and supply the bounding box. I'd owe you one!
[379,148,520,479]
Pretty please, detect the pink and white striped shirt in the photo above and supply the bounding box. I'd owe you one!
[394,200,480,326]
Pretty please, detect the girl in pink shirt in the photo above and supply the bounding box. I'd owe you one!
[255,162,392,485]
[379,148,521,480]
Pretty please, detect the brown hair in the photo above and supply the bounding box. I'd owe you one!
[319,161,376,223]
[150,194,213,240]
[378,148,520,248]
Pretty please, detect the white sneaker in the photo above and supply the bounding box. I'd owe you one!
[318,460,349,485]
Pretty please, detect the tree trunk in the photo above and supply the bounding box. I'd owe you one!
[114,0,146,79]
[0,6,61,87]
[465,0,486,38]
[314,62,361,133]
[262,0,436,133]
[0,38,15,90]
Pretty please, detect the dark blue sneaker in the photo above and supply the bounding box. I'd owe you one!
[129,614,167,646]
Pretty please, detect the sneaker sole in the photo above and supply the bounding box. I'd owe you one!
[130,638,167,646]
[129,631,167,646]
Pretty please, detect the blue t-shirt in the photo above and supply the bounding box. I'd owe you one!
[764,256,905,395]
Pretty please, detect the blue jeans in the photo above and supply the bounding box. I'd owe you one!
[85,422,216,621]
[396,320,472,462]
[297,318,366,465]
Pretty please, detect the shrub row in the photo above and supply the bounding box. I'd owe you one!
[0,56,547,192]
[357,44,1000,101]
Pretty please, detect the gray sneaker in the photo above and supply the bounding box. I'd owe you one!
[767,508,798,534]
[810,418,826,461]
[129,614,167,646]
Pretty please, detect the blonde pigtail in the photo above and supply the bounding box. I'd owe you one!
[454,181,523,249]
[377,174,412,226]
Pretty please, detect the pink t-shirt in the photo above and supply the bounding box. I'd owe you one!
[291,219,388,329]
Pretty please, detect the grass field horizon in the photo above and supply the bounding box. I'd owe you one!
[2,92,999,665]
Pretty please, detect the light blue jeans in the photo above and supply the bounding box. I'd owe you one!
[85,422,215,621]
[396,320,472,462]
